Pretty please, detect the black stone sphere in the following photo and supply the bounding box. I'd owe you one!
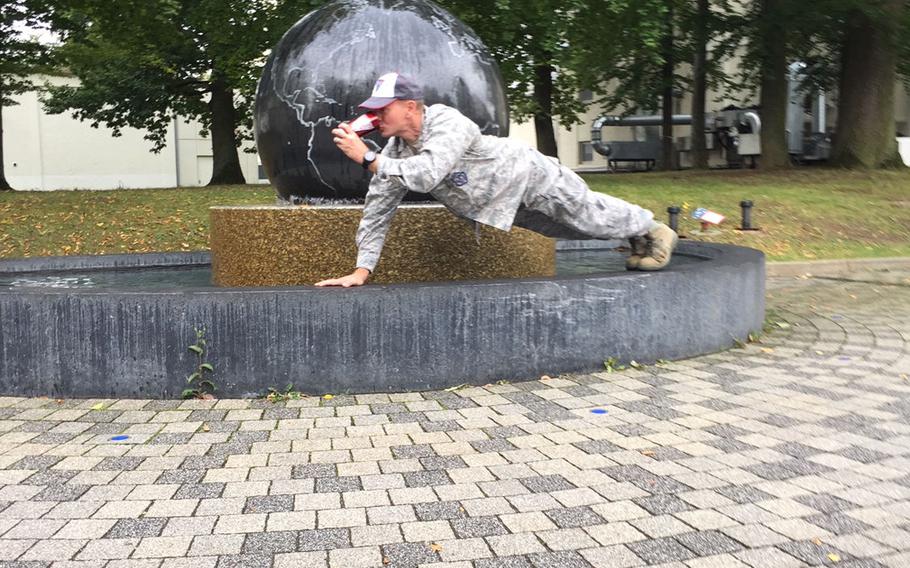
[254,0,509,201]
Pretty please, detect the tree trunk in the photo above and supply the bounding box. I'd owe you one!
[831,0,903,168]
[660,2,675,170]
[691,0,709,169]
[532,62,559,159]
[208,77,246,185]
[0,95,12,191]
[757,0,791,169]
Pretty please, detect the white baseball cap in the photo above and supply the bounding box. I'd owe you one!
[358,72,424,109]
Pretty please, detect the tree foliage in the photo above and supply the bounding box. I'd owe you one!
[42,0,318,185]
[1,0,53,190]
[443,0,589,158]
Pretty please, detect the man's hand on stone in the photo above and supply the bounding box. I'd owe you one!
[332,123,368,164]
[314,268,371,287]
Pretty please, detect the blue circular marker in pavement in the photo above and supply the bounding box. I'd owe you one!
[590,408,608,415]
[110,435,129,441]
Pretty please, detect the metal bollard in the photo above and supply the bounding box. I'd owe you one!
[667,206,681,233]
[740,200,757,230]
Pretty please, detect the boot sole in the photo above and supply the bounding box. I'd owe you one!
[637,231,679,271]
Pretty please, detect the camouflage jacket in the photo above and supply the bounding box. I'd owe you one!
[356,104,539,271]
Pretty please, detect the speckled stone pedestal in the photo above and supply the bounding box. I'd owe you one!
[210,204,555,286]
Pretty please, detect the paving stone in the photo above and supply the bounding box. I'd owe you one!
[716,486,774,504]
[721,524,790,547]
[380,541,439,567]
[402,470,451,488]
[297,528,351,551]
[402,520,455,542]
[634,495,694,515]
[173,483,224,500]
[777,540,852,566]
[626,536,697,565]
[519,475,576,494]
[328,546,383,568]
[291,464,336,479]
[391,444,437,459]
[579,544,645,568]
[241,530,297,554]
[31,484,90,502]
[527,550,590,568]
[314,476,362,493]
[105,518,167,539]
[214,553,272,568]
[475,556,533,568]
[22,470,77,486]
[243,495,294,514]
[451,516,510,539]
[413,501,467,521]
[673,530,742,556]
[544,506,605,528]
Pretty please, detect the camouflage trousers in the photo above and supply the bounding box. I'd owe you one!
[512,163,654,240]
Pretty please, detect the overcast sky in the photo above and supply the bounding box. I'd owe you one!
[12,20,59,44]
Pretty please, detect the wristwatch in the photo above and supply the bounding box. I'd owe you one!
[362,150,377,170]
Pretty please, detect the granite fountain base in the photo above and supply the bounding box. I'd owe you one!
[0,232,764,398]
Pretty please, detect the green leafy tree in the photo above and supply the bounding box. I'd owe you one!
[684,0,738,168]
[1,0,52,191]
[831,0,904,168]
[737,0,835,169]
[573,0,738,170]
[443,0,589,159]
[741,0,906,169]
[43,0,318,185]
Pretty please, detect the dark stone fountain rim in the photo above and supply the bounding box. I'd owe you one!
[0,241,764,398]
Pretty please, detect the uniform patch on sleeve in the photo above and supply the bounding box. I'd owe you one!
[449,171,468,187]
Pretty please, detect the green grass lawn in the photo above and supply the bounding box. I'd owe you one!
[2,168,909,261]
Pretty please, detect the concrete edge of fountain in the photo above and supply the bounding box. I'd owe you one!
[0,241,764,398]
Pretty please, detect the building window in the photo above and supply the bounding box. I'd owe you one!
[579,89,593,102]
[258,164,267,180]
[579,141,593,162]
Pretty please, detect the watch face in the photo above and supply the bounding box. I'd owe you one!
[365,151,376,161]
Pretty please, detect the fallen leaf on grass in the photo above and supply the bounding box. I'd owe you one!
[827,553,841,562]
[202,424,210,432]
[429,543,443,552]
[323,394,334,400]
[90,403,105,411]
[641,450,655,456]
[760,348,775,354]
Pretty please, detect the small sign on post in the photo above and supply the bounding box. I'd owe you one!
[692,208,725,232]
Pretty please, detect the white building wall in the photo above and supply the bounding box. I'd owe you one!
[3,74,266,191]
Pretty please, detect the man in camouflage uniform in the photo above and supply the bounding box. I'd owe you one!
[316,72,677,287]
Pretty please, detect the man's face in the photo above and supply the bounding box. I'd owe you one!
[375,100,410,137]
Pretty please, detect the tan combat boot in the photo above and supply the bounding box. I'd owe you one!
[637,222,678,271]
[625,236,648,270]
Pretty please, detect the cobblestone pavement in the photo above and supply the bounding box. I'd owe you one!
[1,275,909,568]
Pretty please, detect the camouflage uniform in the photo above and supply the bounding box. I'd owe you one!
[356,104,654,271]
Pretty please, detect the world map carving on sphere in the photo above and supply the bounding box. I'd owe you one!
[254,0,509,201]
